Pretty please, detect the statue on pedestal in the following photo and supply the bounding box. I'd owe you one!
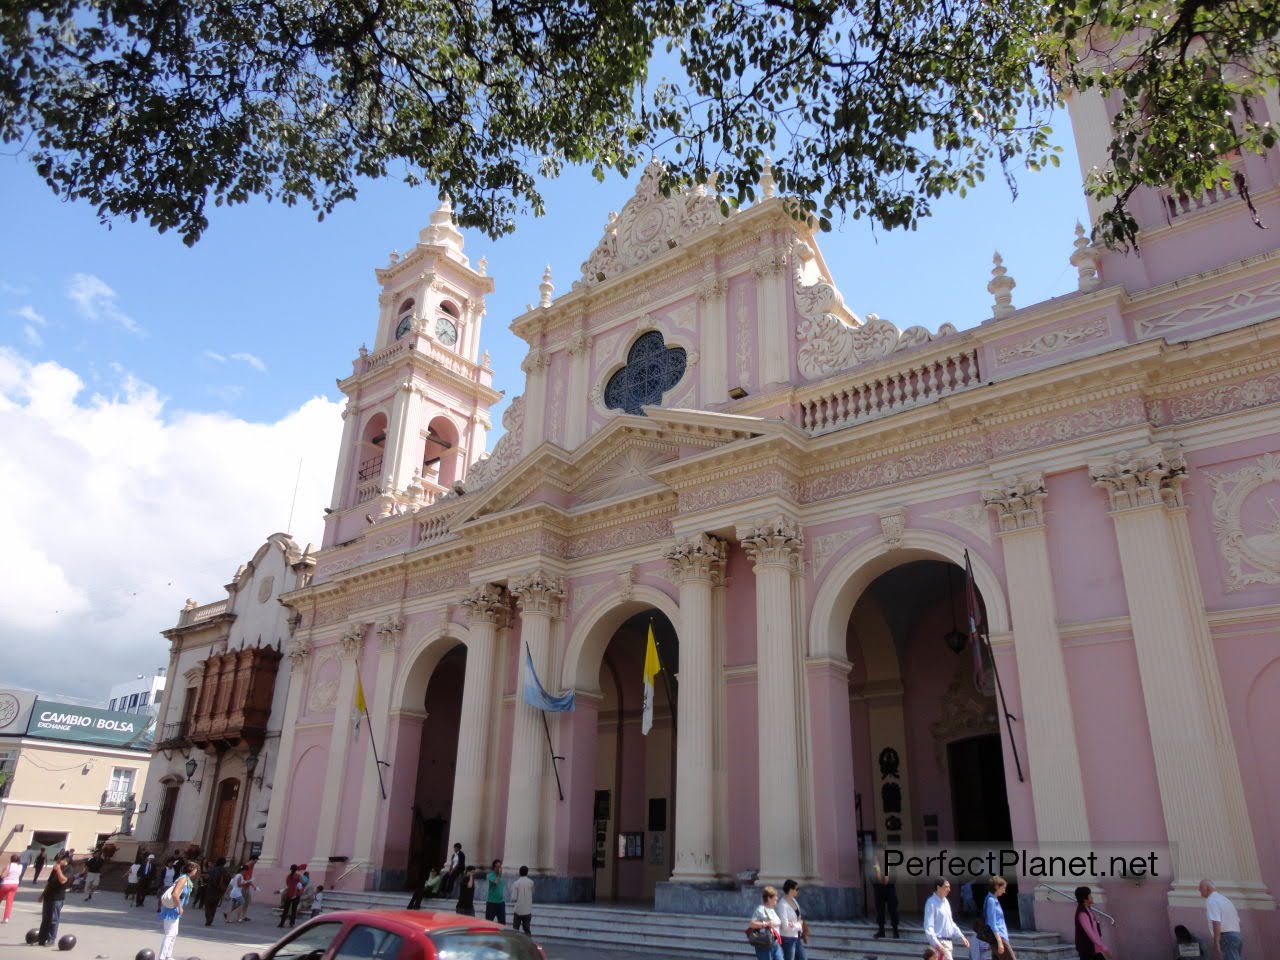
[120,793,136,836]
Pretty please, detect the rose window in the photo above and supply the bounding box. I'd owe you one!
[603,331,687,416]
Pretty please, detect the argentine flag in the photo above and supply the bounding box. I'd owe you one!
[523,644,576,712]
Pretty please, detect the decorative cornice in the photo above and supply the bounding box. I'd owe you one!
[738,515,804,570]
[666,532,727,583]
[461,582,511,626]
[982,474,1048,532]
[508,570,566,617]
[1089,444,1187,512]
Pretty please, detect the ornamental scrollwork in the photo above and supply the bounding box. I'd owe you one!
[1208,454,1280,591]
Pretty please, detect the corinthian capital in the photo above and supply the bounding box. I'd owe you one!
[666,533,727,583]
[508,570,565,617]
[982,473,1048,532]
[1089,444,1186,511]
[462,583,511,626]
[287,640,312,672]
[376,617,404,652]
[339,623,366,659]
[738,515,804,570]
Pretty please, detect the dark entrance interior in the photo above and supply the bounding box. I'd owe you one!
[407,644,465,890]
[948,733,1018,926]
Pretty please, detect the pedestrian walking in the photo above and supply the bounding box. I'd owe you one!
[980,877,1016,959]
[278,864,304,928]
[778,879,807,960]
[511,865,534,935]
[306,885,325,918]
[747,885,783,960]
[923,879,969,960]
[157,861,199,960]
[1074,887,1110,960]
[32,849,46,884]
[18,848,32,883]
[484,860,506,924]
[1199,880,1243,960]
[225,864,254,923]
[35,851,72,945]
[240,855,259,920]
[203,858,228,927]
[872,862,900,939]
[455,867,476,917]
[83,849,105,901]
[157,858,177,912]
[125,861,141,901]
[136,854,158,907]
[1,853,21,923]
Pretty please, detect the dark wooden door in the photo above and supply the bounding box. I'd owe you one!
[155,785,179,843]
[208,779,240,859]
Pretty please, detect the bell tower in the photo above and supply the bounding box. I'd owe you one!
[322,200,502,548]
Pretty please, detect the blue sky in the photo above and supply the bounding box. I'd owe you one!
[0,115,1089,699]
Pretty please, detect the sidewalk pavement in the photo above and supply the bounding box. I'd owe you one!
[0,885,643,959]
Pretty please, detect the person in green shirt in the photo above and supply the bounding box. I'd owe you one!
[484,860,505,924]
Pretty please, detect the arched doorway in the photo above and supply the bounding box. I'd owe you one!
[847,558,1014,918]
[591,609,678,903]
[208,777,241,861]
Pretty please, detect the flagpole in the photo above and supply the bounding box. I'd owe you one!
[527,642,566,801]
[357,662,389,800]
[965,550,1024,784]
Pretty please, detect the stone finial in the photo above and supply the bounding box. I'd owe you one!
[478,255,488,276]
[759,157,777,199]
[1069,222,1101,292]
[420,197,466,256]
[539,264,554,308]
[358,343,368,358]
[388,249,400,265]
[988,251,1016,318]
[481,349,492,368]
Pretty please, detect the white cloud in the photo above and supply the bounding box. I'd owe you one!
[203,349,227,364]
[0,348,342,700]
[67,273,143,335]
[14,305,46,326]
[231,351,267,373]
[22,325,42,347]
[1,281,30,296]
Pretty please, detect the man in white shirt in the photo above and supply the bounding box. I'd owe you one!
[924,878,970,960]
[1199,880,1243,960]
[511,865,535,936]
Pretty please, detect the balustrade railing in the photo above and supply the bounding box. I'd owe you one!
[100,789,131,810]
[797,346,981,433]
[360,340,407,373]
[177,599,229,626]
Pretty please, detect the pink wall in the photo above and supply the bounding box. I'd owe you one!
[380,714,426,879]
[806,658,859,884]
[723,547,757,666]
[725,675,760,874]
[281,739,327,868]
[1045,468,1129,622]
[556,698,601,877]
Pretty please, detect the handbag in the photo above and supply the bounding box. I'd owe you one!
[746,925,778,948]
[800,919,810,943]
[160,878,182,909]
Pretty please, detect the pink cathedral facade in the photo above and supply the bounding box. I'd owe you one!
[258,90,1280,956]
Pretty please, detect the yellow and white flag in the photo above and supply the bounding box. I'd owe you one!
[642,624,661,736]
[353,667,368,734]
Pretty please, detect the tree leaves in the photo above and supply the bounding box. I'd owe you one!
[0,0,1276,247]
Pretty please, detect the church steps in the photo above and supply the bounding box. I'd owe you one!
[320,891,1077,959]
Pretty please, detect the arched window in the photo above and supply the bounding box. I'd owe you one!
[395,298,416,340]
[603,331,687,416]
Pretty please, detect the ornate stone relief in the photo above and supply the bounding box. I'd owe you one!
[465,395,524,492]
[576,446,673,504]
[1169,370,1280,424]
[376,617,404,652]
[879,508,907,548]
[462,583,511,625]
[792,241,957,381]
[563,517,674,559]
[982,474,1048,532]
[921,503,993,545]
[679,468,801,513]
[287,640,311,672]
[576,161,730,287]
[509,570,566,617]
[568,579,613,620]
[734,295,753,387]
[1089,444,1187,511]
[307,655,339,712]
[929,662,998,771]
[339,623,366,659]
[740,515,805,569]
[1136,278,1280,338]
[993,317,1109,366]
[990,397,1146,456]
[666,533,728,582]
[801,436,991,503]
[811,529,861,575]
[1208,454,1280,591]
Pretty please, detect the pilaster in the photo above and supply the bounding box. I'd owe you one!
[329,402,358,510]
[697,279,729,401]
[452,584,511,860]
[382,380,426,495]
[666,533,727,881]
[521,349,551,455]
[504,571,564,873]
[563,331,592,449]
[754,247,790,385]
[982,474,1093,867]
[353,618,404,868]
[737,515,815,882]
[312,623,365,865]
[1090,445,1271,909]
[259,639,311,867]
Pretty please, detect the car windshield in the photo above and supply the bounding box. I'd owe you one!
[269,920,345,960]
[429,929,543,960]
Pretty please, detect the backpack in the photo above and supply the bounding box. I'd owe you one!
[159,878,183,909]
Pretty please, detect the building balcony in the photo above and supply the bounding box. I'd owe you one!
[187,645,283,750]
[155,720,191,750]
[100,789,131,811]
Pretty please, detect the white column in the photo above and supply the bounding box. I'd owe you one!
[982,476,1093,854]
[520,350,550,455]
[312,624,365,865]
[504,571,564,872]
[666,533,726,882]
[738,515,812,882]
[754,248,790,385]
[563,332,592,449]
[382,381,424,494]
[697,279,728,401]
[1063,87,1113,225]
[259,640,311,868]
[451,584,510,860]
[328,402,358,510]
[1090,445,1272,909]
[352,618,404,871]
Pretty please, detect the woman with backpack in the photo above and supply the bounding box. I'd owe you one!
[157,861,199,960]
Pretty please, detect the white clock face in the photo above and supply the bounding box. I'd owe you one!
[435,317,458,346]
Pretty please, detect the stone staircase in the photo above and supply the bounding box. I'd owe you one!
[319,890,1078,960]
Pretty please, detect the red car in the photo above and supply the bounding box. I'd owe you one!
[240,908,548,960]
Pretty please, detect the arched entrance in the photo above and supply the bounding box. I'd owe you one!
[847,558,1014,918]
[592,609,678,902]
[208,777,241,860]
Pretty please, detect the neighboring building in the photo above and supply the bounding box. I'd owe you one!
[258,92,1280,958]
[133,533,315,867]
[107,669,167,716]
[0,689,153,860]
